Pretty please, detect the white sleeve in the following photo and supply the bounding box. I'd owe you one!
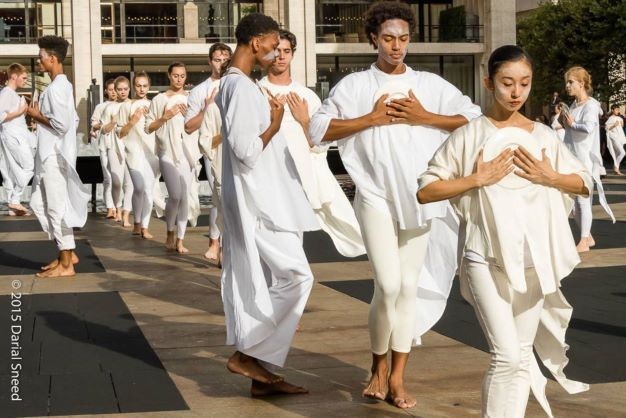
[42,83,74,136]
[91,103,104,125]
[223,81,264,169]
[185,85,204,124]
[0,89,15,124]
[418,128,464,189]
[309,78,353,145]
[145,96,160,135]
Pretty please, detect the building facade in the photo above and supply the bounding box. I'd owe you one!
[0,0,516,133]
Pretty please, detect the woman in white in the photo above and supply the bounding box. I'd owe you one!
[309,3,480,408]
[259,30,365,257]
[550,102,566,141]
[0,63,35,216]
[418,45,590,418]
[605,104,626,175]
[117,71,164,238]
[146,62,201,253]
[561,66,615,252]
[101,76,133,226]
[91,78,116,219]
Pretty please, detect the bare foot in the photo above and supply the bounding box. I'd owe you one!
[106,208,116,219]
[141,228,153,239]
[7,204,27,216]
[132,224,142,235]
[363,366,389,401]
[387,377,416,409]
[613,167,623,175]
[250,380,308,397]
[41,252,79,271]
[588,235,596,247]
[36,262,75,278]
[176,239,189,254]
[226,351,284,384]
[576,237,590,253]
[7,209,16,216]
[204,238,220,261]
[165,231,176,251]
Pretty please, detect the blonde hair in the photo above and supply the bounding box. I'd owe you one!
[565,66,593,94]
[113,75,130,88]
[7,63,27,77]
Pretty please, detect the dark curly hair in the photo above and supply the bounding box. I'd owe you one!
[38,35,69,63]
[362,1,416,48]
[235,13,280,45]
[279,29,297,51]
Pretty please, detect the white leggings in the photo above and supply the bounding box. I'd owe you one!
[573,182,594,238]
[107,148,132,211]
[460,260,544,418]
[354,198,431,354]
[203,155,220,240]
[160,155,192,239]
[607,137,626,169]
[128,162,155,229]
[99,150,114,209]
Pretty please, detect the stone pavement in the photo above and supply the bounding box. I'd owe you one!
[0,175,625,418]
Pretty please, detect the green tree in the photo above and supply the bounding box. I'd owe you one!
[518,0,626,111]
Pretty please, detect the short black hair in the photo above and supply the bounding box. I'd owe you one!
[363,1,416,48]
[235,13,280,45]
[38,35,69,63]
[611,104,621,110]
[487,45,533,80]
[167,61,186,74]
[279,29,297,51]
[209,42,232,60]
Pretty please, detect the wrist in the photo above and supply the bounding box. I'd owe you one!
[467,173,482,188]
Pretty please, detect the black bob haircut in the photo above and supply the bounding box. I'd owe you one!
[487,45,533,80]
[362,1,417,48]
[235,13,280,45]
[38,35,69,63]
[279,29,297,51]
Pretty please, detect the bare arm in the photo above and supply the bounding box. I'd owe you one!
[321,94,396,142]
[148,104,181,134]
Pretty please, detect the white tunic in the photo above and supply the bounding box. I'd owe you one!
[258,76,366,257]
[32,74,89,228]
[605,115,626,161]
[146,92,201,226]
[117,98,165,215]
[418,116,590,414]
[216,70,318,350]
[0,87,35,188]
[100,101,124,159]
[563,99,614,221]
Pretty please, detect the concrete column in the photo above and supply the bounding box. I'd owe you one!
[284,0,316,88]
[89,0,103,91]
[180,1,201,43]
[62,0,72,39]
[264,0,282,23]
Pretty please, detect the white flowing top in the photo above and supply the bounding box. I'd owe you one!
[564,99,614,221]
[0,87,31,142]
[309,63,482,229]
[117,98,156,171]
[216,69,318,351]
[0,88,35,187]
[33,74,89,228]
[606,115,626,147]
[419,116,591,416]
[99,100,125,158]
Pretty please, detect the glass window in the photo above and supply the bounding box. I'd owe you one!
[0,1,65,43]
[443,55,474,100]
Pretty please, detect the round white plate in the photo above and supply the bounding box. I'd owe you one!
[482,126,540,190]
[373,81,413,104]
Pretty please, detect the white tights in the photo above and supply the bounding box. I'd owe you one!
[107,148,132,211]
[99,150,114,209]
[573,183,594,238]
[128,162,155,229]
[203,156,220,240]
[160,155,192,239]
[354,197,431,354]
[460,260,544,418]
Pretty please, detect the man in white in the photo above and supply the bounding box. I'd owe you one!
[0,63,35,216]
[26,35,90,278]
[309,1,481,409]
[258,30,365,257]
[216,13,318,396]
[184,42,232,263]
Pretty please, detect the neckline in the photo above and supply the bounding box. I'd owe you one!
[371,62,408,77]
[483,115,537,135]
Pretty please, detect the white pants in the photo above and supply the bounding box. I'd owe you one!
[203,155,220,240]
[607,137,626,169]
[99,150,114,209]
[0,135,34,204]
[107,148,132,211]
[241,222,314,367]
[1,169,19,204]
[573,183,593,238]
[30,154,75,250]
[128,161,155,228]
[354,197,431,354]
[460,260,544,418]
[160,154,192,239]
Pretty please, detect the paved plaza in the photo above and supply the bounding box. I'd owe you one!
[0,176,625,418]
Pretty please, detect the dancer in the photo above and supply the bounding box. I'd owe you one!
[309,1,480,408]
[184,42,232,262]
[561,66,615,252]
[418,45,589,418]
[605,104,626,175]
[550,102,566,141]
[27,35,90,278]
[118,71,165,238]
[258,30,365,257]
[0,63,35,215]
[90,78,116,218]
[101,76,133,226]
[216,13,318,396]
[146,61,201,253]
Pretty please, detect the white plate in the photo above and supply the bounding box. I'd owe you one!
[482,126,540,190]
[373,81,413,104]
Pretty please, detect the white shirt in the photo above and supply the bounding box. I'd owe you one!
[310,63,482,229]
[117,98,156,171]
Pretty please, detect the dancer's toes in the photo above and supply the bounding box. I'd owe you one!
[41,258,59,271]
[588,235,596,247]
[141,229,153,239]
[176,240,189,254]
[387,393,417,409]
[362,371,388,401]
[251,380,308,397]
[576,238,590,253]
[227,351,284,384]
[132,225,142,235]
[36,263,75,278]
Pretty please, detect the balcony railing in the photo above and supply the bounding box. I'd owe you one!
[0,24,70,44]
[316,24,484,43]
[101,23,239,44]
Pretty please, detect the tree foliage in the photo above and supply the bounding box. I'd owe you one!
[517,0,626,109]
